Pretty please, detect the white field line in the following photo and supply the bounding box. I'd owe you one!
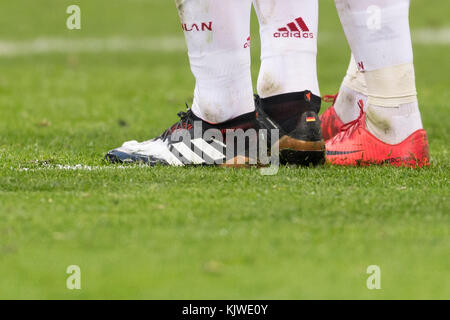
[0,28,449,57]
[0,36,187,56]
[412,28,450,44]
[12,164,151,172]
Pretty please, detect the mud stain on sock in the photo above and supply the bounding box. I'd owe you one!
[258,72,281,97]
[176,0,210,22]
[175,0,186,20]
[199,100,224,124]
[341,90,355,106]
[366,106,391,134]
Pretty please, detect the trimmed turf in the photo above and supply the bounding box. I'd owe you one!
[0,0,448,299]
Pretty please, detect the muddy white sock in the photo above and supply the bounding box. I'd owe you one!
[255,0,320,98]
[366,102,423,144]
[335,0,424,144]
[178,0,255,123]
[364,64,423,144]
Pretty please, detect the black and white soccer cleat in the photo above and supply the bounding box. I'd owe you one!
[105,108,265,167]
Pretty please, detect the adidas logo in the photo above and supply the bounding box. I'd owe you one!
[169,137,227,166]
[274,17,314,39]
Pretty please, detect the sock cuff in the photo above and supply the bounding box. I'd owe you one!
[365,63,417,107]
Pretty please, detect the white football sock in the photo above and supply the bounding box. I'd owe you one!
[364,64,423,144]
[178,0,255,123]
[334,55,368,123]
[335,0,424,144]
[335,0,413,71]
[366,102,423,145]
[254,0,320,98]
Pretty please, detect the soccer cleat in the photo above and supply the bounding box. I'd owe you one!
[105,108,262,167]
[325,100,430,168]
[255,91,325,166]
[320,94,345,141]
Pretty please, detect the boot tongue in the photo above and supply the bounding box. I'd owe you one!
[260,91,321,133]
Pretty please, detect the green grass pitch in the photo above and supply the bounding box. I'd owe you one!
[0,0,448,299]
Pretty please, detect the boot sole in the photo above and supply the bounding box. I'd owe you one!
[278,136,326,166]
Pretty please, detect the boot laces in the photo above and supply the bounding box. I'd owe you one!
[331,99,365,143]
[322,94,338,105]
[160,103,194,141]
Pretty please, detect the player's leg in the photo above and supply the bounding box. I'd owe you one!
[106,0,260,166]
[326,0,429,167]
[253,0,325,165]
[254,0,319,98]
[320,55,368,141]
[179,0,254,123]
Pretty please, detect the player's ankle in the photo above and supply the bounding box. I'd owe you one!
[334,55,368,123]
[363,63,424,144]
[365,102,424,145]
[334,85,368,123]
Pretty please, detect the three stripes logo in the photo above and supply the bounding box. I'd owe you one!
[274,17,314,39]
[169,138,227,166]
